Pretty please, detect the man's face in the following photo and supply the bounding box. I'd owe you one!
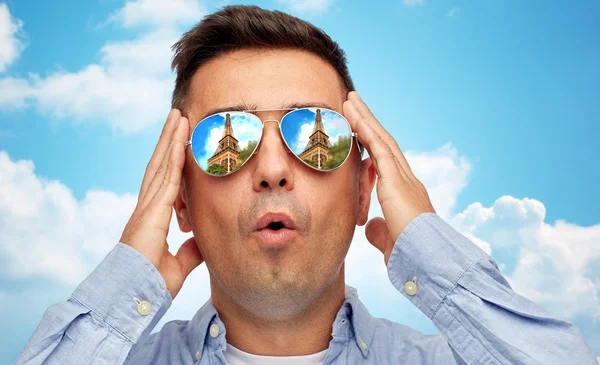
[175,48,370,318]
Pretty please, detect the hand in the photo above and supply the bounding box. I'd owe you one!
[119,109,204,300]
[343,91,436,266]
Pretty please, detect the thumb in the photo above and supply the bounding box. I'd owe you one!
[365,217,394,262]
[175,236,204,278]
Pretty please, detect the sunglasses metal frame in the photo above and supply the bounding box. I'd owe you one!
[184,106,364,176]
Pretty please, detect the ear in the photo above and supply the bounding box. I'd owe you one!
[356,157,376,226]
[174,178,192,233]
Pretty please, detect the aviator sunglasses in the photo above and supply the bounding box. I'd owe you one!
[184,107,364,176]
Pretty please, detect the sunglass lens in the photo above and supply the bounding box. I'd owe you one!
[281,108,353,171]
[190,112,262,176]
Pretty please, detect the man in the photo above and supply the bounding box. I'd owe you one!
[15,4,596,365]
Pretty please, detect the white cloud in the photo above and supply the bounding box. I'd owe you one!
[0,1,206,134]
[405,142,472,220]
[403,0,424,8]
[28,29,178,134]
[0,148,208,331]
[0,77,31,108]
[348,142,600,323]
[0,3,26,73]
[346,143,476,286]
[451,196,600,319]
[100,28,179,78]
[0,149,196,286]
[451,196,546,248]
[109,0,205,28]
[0,150,134,284]
[30,67,172,134]
[446,7,459,17]
[277,0,335,14]
[296,122,313,151]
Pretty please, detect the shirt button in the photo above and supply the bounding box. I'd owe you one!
[195,350,200,360]
[137,301,152,315]
[209,323,220,338]
[404,277,418,296]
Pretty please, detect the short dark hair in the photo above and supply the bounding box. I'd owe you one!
[170,5,355,111]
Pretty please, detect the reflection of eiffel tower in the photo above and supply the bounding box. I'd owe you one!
[299,109,330,169]
[207,113,240,172]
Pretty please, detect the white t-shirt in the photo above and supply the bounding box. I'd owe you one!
[223,342,328,365]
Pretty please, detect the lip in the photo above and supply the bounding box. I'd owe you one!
[253,212,298,248]
[254,227,297,248]
[253,212,297,231]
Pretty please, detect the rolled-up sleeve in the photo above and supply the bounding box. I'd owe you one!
[14,242,172,364]
[387,212,597,365]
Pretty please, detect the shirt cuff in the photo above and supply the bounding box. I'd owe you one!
[387,212,492,319]
[71,242,172,344]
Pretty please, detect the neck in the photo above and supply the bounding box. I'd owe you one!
[210,264,346,356]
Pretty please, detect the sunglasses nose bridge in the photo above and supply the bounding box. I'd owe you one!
[253,118,290,156]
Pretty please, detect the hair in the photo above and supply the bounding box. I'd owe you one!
[170,4,355,112]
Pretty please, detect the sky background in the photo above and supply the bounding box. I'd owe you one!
[1,0,599,362]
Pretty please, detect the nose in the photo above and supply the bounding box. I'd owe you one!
[252,119,295,192]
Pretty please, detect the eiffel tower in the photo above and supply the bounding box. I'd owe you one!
[299,109,331,169]
[207,113,241,173]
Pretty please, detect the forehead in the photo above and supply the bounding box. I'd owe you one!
[187,48,346,122]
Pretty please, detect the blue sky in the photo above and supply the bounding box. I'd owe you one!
[1,0,599,362]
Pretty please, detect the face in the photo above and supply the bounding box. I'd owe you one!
[175,48,374,319]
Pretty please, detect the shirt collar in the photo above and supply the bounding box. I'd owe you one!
[183,296,220,359]
[183,284,376,360]
[340,284,376,358]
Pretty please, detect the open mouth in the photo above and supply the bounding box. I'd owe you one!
[265,221,286,231]
[253,212,297,247]
[254,214,297,247]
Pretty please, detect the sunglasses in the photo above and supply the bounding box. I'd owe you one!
[184,107,364,176]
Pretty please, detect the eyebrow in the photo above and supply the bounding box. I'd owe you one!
[199,101,336,120]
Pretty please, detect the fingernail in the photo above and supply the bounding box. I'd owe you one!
[355,91,362,100]
[167,109,174,121]
[175,117,181,127]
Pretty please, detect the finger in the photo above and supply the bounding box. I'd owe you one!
[347,92,414,175]
[393,153,410,181]
[135,140,184,252]
[345,99,409,181]
[140,116,189,211]
[175,236,204,278]
[146,138,185,231]
[365,217,394,256]
[139,109,182,205]
[349,103,402,182]
[346,92,406,163]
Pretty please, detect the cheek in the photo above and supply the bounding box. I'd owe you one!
[306,170,360,243]
[184,175,244,263]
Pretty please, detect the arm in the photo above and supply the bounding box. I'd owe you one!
[13,110,203,364]
[14,110,201,364]
[13,242,172,364]
[341,90,596,364]
[387,212,597,365]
